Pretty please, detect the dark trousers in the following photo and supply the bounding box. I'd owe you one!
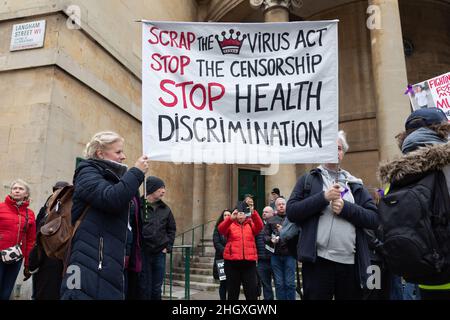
[0,260,22,300]
[138,252,166,300]
[32,257,63,300]
[420,288,450,300]
[126,270,140,300]
[219,280,227,300]
[302,257,362,300]
[257,259,274,300]
[224,260,257,300]
[390,275,404,300]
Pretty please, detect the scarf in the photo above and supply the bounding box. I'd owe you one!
[93,159,128,177]
[402,127,447,154]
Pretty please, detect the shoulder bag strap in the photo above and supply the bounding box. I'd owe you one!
[22,209,29,245]
[62,205,90,276]
[16,208,22,245]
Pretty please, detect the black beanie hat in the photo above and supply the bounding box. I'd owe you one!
[146,176,165,196]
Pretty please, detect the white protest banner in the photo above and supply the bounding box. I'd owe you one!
[142,21,339,164]
[407,72,450,121]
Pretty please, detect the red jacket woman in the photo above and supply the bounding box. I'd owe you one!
[218,210,263,261]
[0,179,36,300]
[217,202,263,300]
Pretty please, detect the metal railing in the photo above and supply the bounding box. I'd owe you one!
[163,245,192,300]
[178,219,215,258]
[163,219,216,300]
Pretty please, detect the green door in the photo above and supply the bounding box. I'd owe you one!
[238,169,266,216]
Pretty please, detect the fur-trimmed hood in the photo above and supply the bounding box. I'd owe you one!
[378,142,450,185]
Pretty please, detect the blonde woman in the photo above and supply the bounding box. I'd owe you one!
[60,131,148,300]
[0,179,36,300]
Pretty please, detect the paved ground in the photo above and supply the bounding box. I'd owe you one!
[163,284,302,300]
[163,285,245,300]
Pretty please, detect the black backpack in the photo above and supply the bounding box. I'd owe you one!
[379,170,450,284]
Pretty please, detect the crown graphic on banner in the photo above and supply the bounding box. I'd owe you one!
[215,29,246,55]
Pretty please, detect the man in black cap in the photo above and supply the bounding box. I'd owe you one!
[269,187,281,211]
[138,176,176,300]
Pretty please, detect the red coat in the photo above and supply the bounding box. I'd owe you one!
[218,211,263,261]
[0,196,36,267]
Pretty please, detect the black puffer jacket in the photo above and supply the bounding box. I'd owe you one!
[255,224,272,261]
[213,226,227,280]
[141,199,176,254]
[60,159,144,300]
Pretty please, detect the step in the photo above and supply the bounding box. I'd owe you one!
[173,250,215,258]
[195,246,215,255]
[179,261,213,269]
[203,252,215,257]
[191,256,215,264]
[162,284,201,300]
[167,273,217,284]
[173,267,213,276]
[170,279,219,291]
[194,251,215,258]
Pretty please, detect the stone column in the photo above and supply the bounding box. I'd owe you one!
[265,164,298,200]
[368,0,411,162]
[250,0,302,21]
[204,164,230,236]
[191,164,206,248]
[192,164,205,229]
[250,0,302,199]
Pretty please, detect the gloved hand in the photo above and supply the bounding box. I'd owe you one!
[23,267,32,281]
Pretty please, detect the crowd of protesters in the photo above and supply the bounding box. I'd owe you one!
[1,107,449,300]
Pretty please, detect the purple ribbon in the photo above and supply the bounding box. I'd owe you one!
[340,187,349,198]
[404,84,414,95]
[377,189,385,198]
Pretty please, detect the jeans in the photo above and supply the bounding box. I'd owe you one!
[138,252,166,300]
[390,275,404,300]
[390,275,421,300]
[271,255,296,300]
[0,260,22,300]
[403,282,420,300]
[257,259,274,300]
